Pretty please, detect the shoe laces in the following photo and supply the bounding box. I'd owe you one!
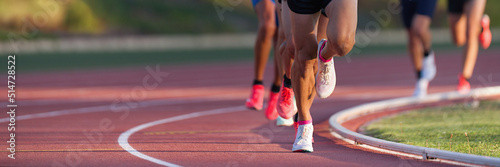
[297,126,312,144]
[320,62,331,85]
[267,93,279,106]
[250,86,262,100]
[281,88,292,105]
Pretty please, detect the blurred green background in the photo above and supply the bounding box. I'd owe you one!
[0,0,498,39]
[0,0,498,72]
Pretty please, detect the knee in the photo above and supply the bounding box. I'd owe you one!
[411,25,427,38]
[327,32,355,57]
[258,22,277,37]
[295,41,318,60]
[453,36,466,46]
[293,52,313,70]
[293,50,317,75]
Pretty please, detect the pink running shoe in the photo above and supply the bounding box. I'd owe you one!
[479,14,491,49]
[457,74,470,94]
[277,82,297,119]
[246,85,265,110]
[265,92,279,120]
[294,122,298,134]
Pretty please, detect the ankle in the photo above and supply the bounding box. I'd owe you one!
[298,120,312,125]
[283,74,292,88]
[253,79,263,85]
[319,54,332,63]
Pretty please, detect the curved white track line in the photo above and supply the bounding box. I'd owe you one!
[118,106,246,167]
[0,98,220,123]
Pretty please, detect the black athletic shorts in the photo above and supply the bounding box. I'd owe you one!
[448,0,469,14]
[401,0,438,29]
[287,0,331,15]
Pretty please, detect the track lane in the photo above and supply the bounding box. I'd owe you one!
[1,49,498,166]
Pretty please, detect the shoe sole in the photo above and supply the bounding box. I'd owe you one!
[276,124,294,127]
[246,106,261,111]
[293,150,313,153]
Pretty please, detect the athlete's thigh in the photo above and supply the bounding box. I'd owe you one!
[290,12,319,53]
[255,0,276,25]
[281,0,294,44]
[447,0,467,33]
[464,0,486,31]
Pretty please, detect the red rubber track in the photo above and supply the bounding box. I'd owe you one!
[0,49,498,166]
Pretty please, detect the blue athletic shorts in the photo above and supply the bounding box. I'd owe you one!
[252,0,279,26]
[401,0,438,29]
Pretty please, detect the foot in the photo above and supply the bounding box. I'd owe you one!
[292,123,314,152]
[245,84,264,110]
[422,51,436,81]
[479,14,491,49]
[457,74,470,94]
[316,39,336,98]
[294,122,314,143]
[277,81,297,119]
[413,79,429,97]
[265,91,279,120]
[276,116,294,126]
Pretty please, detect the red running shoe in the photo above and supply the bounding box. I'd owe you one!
[457,74,470,94]
[246,85,264,110]
[479,14,491,49]
[277,82,297,119]
[264,92,279,120]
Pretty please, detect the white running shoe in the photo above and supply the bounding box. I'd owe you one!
[422,51,436,81]
[276,116,294,127]
[413,79,429,97]
[316,39,336,98]
[292,123,314,152]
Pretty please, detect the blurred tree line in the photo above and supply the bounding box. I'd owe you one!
[0,0,497,40]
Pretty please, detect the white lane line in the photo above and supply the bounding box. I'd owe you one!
[0,99,92,107]
[0,98,221,123]
[118,106,246,167]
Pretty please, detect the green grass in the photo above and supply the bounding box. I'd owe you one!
[364,100,500,158]
[0,0,258,40]
[3,0,500,40]
[82,0,257,34]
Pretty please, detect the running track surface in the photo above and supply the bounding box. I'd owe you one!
[1,49,499,166]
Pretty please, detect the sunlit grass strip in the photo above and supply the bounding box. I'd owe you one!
[364,100,500,158]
